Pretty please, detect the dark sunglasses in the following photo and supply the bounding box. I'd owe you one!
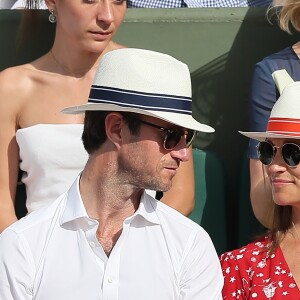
[134,118,196,150]
[257,141,300,168]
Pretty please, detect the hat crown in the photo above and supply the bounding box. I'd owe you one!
[267,77,300,137]
[269,81,300,120]
[272,69,294,95]
[94,48,191,97]
[239,69,300,141]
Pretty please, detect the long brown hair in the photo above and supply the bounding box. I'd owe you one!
[17,2,54,53]
[268,205,292,253]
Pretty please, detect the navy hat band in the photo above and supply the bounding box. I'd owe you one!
[88,86,192,115]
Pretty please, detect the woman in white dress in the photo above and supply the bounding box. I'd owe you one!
[0,0,196,232]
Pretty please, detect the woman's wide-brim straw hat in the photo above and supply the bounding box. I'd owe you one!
[62,48,214,133]
[239,69,300,141]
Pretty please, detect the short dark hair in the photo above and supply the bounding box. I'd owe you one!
[82,111,142,154]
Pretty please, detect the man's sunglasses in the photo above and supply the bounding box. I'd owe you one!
[257,141,300,168]
[134,117,196,150]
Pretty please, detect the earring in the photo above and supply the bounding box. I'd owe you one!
[49,9,57,23]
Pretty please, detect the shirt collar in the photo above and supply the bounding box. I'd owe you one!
[127,192,160,225]
[60,176,160,229]
[60,176,94,230]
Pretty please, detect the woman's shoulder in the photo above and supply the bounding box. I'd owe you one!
[0,63,38,90]
[0,55,56,97]
[0,64,34,110]
[0,52,51,81]
[220,236,270,264]
[0,62,52,118]
[261,46,295,62]
[256,46,298,72]
[0,64,28,78]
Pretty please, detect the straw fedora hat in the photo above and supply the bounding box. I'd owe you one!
[62,48,214,133]
[239,69,300,141]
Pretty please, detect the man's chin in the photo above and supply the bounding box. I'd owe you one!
[145,183,172,194]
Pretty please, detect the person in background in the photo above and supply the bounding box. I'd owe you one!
[248,0,300,228]
[10,0,47,8]
[126,0,271,8]
[0,0,196,232]
[0,0,17,8]
[0,48,223,300]
[7,0,272,9]
[221,69,300,299]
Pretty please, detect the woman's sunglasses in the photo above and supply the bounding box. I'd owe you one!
[135,118,196,150]
[257,141,300,168]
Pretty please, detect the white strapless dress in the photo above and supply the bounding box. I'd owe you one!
[16,124,156,214]
[16,124,88,213]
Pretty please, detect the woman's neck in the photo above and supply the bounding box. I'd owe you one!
[48,40,122,78]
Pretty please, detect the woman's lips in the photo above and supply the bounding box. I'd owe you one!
[89,30,112,40]
[271,178,294,186]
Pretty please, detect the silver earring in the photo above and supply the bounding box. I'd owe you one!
[49,9,57,23]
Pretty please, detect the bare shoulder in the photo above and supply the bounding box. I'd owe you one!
[0,60,50,101]
[0,63,43,122]
[0,64,36,95]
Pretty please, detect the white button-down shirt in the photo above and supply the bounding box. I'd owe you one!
[0,177,223,299]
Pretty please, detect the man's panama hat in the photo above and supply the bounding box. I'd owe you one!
[62,48,214,133]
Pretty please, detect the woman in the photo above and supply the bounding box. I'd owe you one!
[221,69,300,299]
[249,0,300,228]
[0,0,195,232]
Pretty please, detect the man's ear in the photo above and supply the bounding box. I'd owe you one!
[105,113,125,148]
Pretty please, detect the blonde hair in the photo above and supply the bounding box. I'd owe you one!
[273,0,300,33]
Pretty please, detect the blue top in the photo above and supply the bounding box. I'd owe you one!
[248,46,300,158]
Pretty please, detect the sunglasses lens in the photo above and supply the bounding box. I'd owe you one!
[258,141,274,165]
[282,143,300,167]
[164,130,196,150]
[186,130,196,147]
[164,130,182,150]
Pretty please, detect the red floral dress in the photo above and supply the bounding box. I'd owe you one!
[220,237,300,299]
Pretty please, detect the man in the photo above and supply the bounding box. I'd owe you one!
[0,48,223,299]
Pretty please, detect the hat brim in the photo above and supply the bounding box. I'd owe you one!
[239,131,300,141]
[62,103,214,133]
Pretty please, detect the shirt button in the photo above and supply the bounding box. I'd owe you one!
[108,276,113,283]
[87,220,94,226]
[89,241,96,248]
[25,286,33,294]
